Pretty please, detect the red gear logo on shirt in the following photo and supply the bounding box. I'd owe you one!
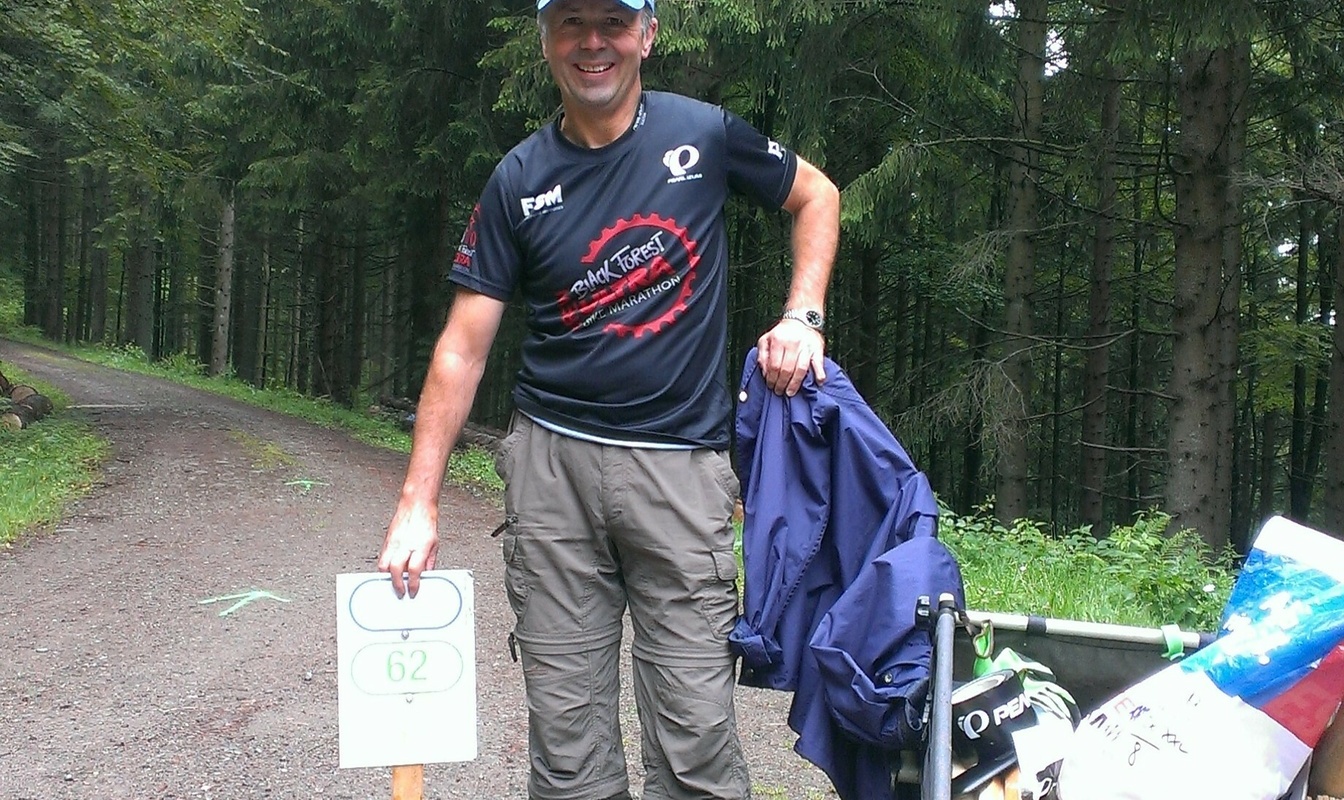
[557,213,700,338]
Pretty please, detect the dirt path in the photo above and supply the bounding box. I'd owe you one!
[0,341,836,800]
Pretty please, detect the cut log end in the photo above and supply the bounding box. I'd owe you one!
[20,394,53,418]
[1,407,34,431]
[0,392,53,430]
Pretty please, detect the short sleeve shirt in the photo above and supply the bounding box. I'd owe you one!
[450,91,798,449]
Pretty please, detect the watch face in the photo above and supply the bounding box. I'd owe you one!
[784,308,824,331]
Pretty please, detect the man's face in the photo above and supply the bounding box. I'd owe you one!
[541,0,656,116]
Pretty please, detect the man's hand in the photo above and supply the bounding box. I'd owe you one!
[757,318,827,396]
[377,502,440,598]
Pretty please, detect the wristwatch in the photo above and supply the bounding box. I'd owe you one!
[782,308,825,333]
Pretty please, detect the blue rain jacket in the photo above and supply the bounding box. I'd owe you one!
[729,348,964,800]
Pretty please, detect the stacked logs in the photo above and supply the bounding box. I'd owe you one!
[0,365,54,431]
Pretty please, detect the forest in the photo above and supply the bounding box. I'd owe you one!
[3,0,1344,552]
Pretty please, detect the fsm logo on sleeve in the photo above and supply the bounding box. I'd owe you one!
[521,184,564,218]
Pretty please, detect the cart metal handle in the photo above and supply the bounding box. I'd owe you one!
[921,592,959,800]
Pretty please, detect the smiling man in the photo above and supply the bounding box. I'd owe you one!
[377,1,840,798]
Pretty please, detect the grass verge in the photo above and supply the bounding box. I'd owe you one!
[0,369,108,546]
[940,506,1235,631]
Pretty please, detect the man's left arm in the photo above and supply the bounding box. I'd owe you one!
[757,155,840,396]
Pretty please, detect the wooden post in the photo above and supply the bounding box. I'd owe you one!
[391,765,423,800]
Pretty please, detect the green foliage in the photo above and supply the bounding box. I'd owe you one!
[2,0,259,181]
[941,506,1235,631]
[0,266,23,332]
[446,446,504,498]
[1241,316,1331,413]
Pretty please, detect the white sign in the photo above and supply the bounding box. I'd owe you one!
[336,570,477,768]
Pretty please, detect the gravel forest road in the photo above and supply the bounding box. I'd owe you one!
[0,340,837,800]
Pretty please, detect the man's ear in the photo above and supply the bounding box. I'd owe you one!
[641,17,658,58]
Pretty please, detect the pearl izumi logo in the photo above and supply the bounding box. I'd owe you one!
[662,145,703,184]
[957,691,1029,740]
[521,184,563,218]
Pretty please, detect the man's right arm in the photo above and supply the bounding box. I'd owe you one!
[378,287,507,597]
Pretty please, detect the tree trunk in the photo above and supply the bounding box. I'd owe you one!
[89,175,109,344]
[258,231,273,389]
[994,0,1046,524]
[210,183,237,377]
[1320,212,1344,536]
[961,307,990,513]
[72,166,93,343]
[123,188,157,353]
[1080,34,1122,532]
[1233,248,1264,551]
[348,224,368,406]
[315,220,342,400]
[1306,221,1334,503]
[851,243,882,401]
[161,198,188,357]
[1259,409,1279,526]
[1166,44,1247,551]
[232,224,259,386]
[42,151,65,341]
[295,211,313,395]
[23,172,41,328]
[1289,197,1312,519]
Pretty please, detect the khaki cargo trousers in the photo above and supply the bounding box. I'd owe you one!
[495,414,751,800]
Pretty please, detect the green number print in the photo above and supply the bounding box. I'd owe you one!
[386,648,428,682]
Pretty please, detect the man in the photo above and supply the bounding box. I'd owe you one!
[377,0,839,797]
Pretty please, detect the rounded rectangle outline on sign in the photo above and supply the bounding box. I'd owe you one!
[348,575,464,632]
[350,640,466,696]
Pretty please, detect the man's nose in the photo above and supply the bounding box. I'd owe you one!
[579,22,605,49]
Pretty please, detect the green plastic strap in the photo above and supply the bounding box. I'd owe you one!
[971,621,995,678]
[1161,624,1185,660]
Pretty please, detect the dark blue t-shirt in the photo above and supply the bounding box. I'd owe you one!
[450,91,798,448]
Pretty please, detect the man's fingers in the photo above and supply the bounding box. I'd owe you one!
[379,548,408,598]
[784,349,812,396]
[387,562,407,598]
[757,323,825,395]
[405,548,433,598]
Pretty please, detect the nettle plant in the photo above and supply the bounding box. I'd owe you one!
[939,506,1234,632]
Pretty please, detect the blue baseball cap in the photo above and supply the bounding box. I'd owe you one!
[537,0,654,12]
